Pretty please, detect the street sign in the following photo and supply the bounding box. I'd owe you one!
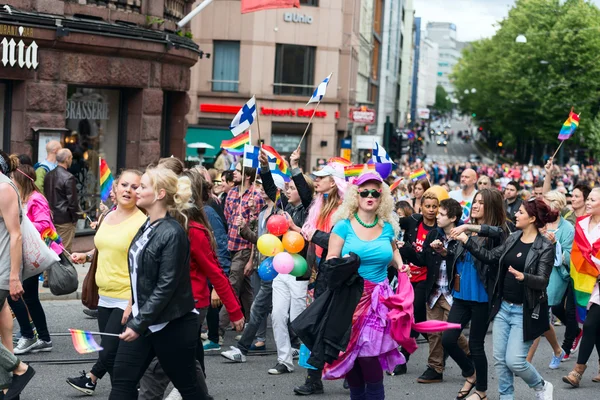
[349,106,376,124]
[417,108,430,120]
[355,135,376,150]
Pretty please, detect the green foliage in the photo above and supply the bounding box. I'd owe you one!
[146,16,165,27]
[452,0,600,161]
[434,85,453,115]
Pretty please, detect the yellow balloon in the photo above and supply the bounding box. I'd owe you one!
[425,185,449,201]
[257,234,284,257]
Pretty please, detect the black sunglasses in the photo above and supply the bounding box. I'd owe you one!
[359,189,382,199]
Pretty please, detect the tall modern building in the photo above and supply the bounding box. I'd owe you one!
[426,22,460,94]
[410,20,438,123]
[397,0,414,127]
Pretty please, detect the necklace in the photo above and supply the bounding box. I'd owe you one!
[354,212,378,228]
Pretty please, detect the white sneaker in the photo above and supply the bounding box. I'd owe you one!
[221,346,246,363]
[14,337,38,355]
[31,339,53,353]
[534,380,553,400]
[165,387,183,400]
[200,332,208,341]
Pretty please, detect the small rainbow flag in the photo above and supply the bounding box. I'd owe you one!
[389,178,402,192]
[221,131,250,155]
[558,108,580,141]
[99,158,114,202]
[41,227,62,246]
[69,329,104,354]
[328,157,352,166]
[409,168,427,182]
[262,145,291,178]
[570,220,600,322]
[344,164,375,179]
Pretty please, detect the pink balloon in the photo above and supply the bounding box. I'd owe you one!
[272,252,294,274]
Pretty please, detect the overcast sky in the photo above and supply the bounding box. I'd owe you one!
[413,0,600,42]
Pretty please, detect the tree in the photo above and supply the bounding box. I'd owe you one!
[452,0,600,163]
[434,85,453,116]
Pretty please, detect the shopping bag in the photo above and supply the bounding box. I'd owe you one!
[21,214,59,280]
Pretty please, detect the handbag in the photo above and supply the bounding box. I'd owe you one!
[20,203,60,281]
[81,212,108,310]
[48,252,78,296]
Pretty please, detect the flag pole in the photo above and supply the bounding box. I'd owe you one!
[551,140,565,161]
[297,99,321,150]
[237,130,250,226]
[177,0,214,28]
[254,96,262,145]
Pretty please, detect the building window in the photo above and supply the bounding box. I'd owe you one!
[300,0,318,5]
[274,44,315,96]
[371,39,380,81]
[373,0,383,36]
[65,87,121,229]
[212,41,240,92]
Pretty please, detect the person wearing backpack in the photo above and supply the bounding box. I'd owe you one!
[34,141,61,194]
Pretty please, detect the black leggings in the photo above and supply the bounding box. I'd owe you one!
[109,312,204,400]
[8,274,50,342]
[94,307,125,381]
[576,303,600,365]
[412,281,428,339]
[551,283,580,355]
[442,299,490,392]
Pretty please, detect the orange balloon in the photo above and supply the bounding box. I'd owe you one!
[282,231,305,254]
[425,185,449,201]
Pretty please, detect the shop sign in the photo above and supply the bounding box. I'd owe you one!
[260,107,326,118]
[349,106,376,124]
[418,108,430,119]
[0,26,38,70]
[283,13,313,24]
[66,100,110,120]
[355,135,376,150]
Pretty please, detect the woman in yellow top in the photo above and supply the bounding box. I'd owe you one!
[66,170,147,396]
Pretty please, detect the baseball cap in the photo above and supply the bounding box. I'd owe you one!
[354,172,383,186]
[313,165,344,179]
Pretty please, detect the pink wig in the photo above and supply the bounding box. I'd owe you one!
[302,163,347,236]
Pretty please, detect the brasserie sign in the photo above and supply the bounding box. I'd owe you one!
[0,26,38,70]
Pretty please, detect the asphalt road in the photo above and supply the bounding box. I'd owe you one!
[424,119,493,164]
[17,300,600,399]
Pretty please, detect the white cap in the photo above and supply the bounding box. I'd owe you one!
[313,165,344,179]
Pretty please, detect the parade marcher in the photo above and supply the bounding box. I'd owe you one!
[67,170,146,395]
[564,183,591,226]
[442,189,512,400]
[34,140,61,194]
[44,148,79,253]
[456,198,557,400]
[108,167,205,399]
[294,162,347,396]
[562,187,600,388]
[321,171,407,399]
[219,170,235,207]
[394,201,414,220]
[504,181,522,224]
[0,150,37,399]
[9,164,56,355]
[412,179,430,214]
[477,176,493,190]
[449,168,478,222]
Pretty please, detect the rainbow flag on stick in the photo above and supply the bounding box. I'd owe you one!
[410,168,427,182]
[344,164,375,179]
[570,221,600,322]
[328,157,352,166]
[262,145,291,179]
[389,178,402,192]
[221,131,250,155]
[99,158,114,202]
[41,227,62,246]
[558,108,580,140]
[69,329,115,354]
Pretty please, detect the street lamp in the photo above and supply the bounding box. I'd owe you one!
[516,34,527,43]
[471,88,477,93]
[464,89,469,94]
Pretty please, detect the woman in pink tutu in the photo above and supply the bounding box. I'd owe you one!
[323,171,408,399]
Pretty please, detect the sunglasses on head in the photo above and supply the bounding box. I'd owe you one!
[358,189,382,199]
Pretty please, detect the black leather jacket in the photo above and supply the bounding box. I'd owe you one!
[44,165,79,224]
[126,214,195,335]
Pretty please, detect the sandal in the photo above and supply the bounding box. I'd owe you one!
[456,379,476,400]
[465,393,486,400]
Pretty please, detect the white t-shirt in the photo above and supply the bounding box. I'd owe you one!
[449,189,476,223]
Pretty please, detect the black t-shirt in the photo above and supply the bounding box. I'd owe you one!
[501,240,534,304]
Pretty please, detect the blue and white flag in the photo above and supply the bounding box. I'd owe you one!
[230,96,257,136]
[307,73,332,105]
[372,142,394,164]
[242,144,260,168]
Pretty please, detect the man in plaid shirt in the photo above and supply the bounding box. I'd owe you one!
[220,162,264,334]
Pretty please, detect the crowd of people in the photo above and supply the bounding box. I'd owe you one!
[0,140,599,400]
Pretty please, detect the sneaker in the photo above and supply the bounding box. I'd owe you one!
[268,363,291,375]
[534,380,553,400]
[562,352,571,362]
[387,363,407,376]
[571,330,583,355]
[14,337,38,355]
[66,371,96,395]
[165,387,183,400]
[200,332,208,341]
[249,342,266,351]
[6,365,35,399]
[417,366,443,383]
[221,346,247,363]
[549,349,565,369]
[292,348,300,360]
[293,375,324,395]
[203,340,221,352]
[83,308,98,318]
[31,339,53,353]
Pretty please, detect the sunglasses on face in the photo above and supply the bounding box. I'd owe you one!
[358,189,382,199]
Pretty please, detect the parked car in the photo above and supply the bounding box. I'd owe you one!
[469,154,482,163]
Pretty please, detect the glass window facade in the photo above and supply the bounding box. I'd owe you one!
[212,41,240,92]
[274,44,315,96]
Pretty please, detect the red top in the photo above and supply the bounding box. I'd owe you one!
[408,222,431,283]
[188,221,243,323]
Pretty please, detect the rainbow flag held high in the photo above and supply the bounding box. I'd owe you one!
[69,329,104,354]
[570,220,600,322]
[262,145,291,179]
[344,164,375,179]
[221,131,250,155]
[558,108,580,141]
[99,158,114,202]
[409,168,427,182]
[41,227,62,247]
[328,157,352,167]
[389,178,402,192]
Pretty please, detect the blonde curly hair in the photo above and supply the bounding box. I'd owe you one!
[332,177,400,238]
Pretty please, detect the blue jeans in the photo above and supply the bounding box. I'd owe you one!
[493,301,544,400]
[237,278,272,355]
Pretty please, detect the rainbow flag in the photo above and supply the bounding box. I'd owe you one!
[558,108,580,140]
[99,158,114,202]
[344,164,375,179]
[410,168,427,182]
[389,178,402,192]
[221,131,250,155]
[41,227,62,246]
[262,145,291,178]
[570,219,600,322]
[69,329,103,354]
[328,157,352,166]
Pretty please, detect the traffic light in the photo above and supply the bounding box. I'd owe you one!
[498,141,503,147]
[472,113,476,117]
[388,132,400,160]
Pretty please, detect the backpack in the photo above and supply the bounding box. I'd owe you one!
[34,162,50,173]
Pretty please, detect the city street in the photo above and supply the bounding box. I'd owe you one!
[423,119,493,165]
[21,300,599,399]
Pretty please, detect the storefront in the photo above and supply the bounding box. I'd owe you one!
[0,5,200,233]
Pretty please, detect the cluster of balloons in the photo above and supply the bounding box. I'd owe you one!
[256,214,307,281]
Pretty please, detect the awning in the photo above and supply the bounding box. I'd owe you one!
[185,126,232,161]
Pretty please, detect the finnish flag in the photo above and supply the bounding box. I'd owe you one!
[307,73,332,105]
[243,144,260,168]
[230,96,257,136]
[372,142,394,164]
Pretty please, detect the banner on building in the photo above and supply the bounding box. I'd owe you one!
[349,106,376,124]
